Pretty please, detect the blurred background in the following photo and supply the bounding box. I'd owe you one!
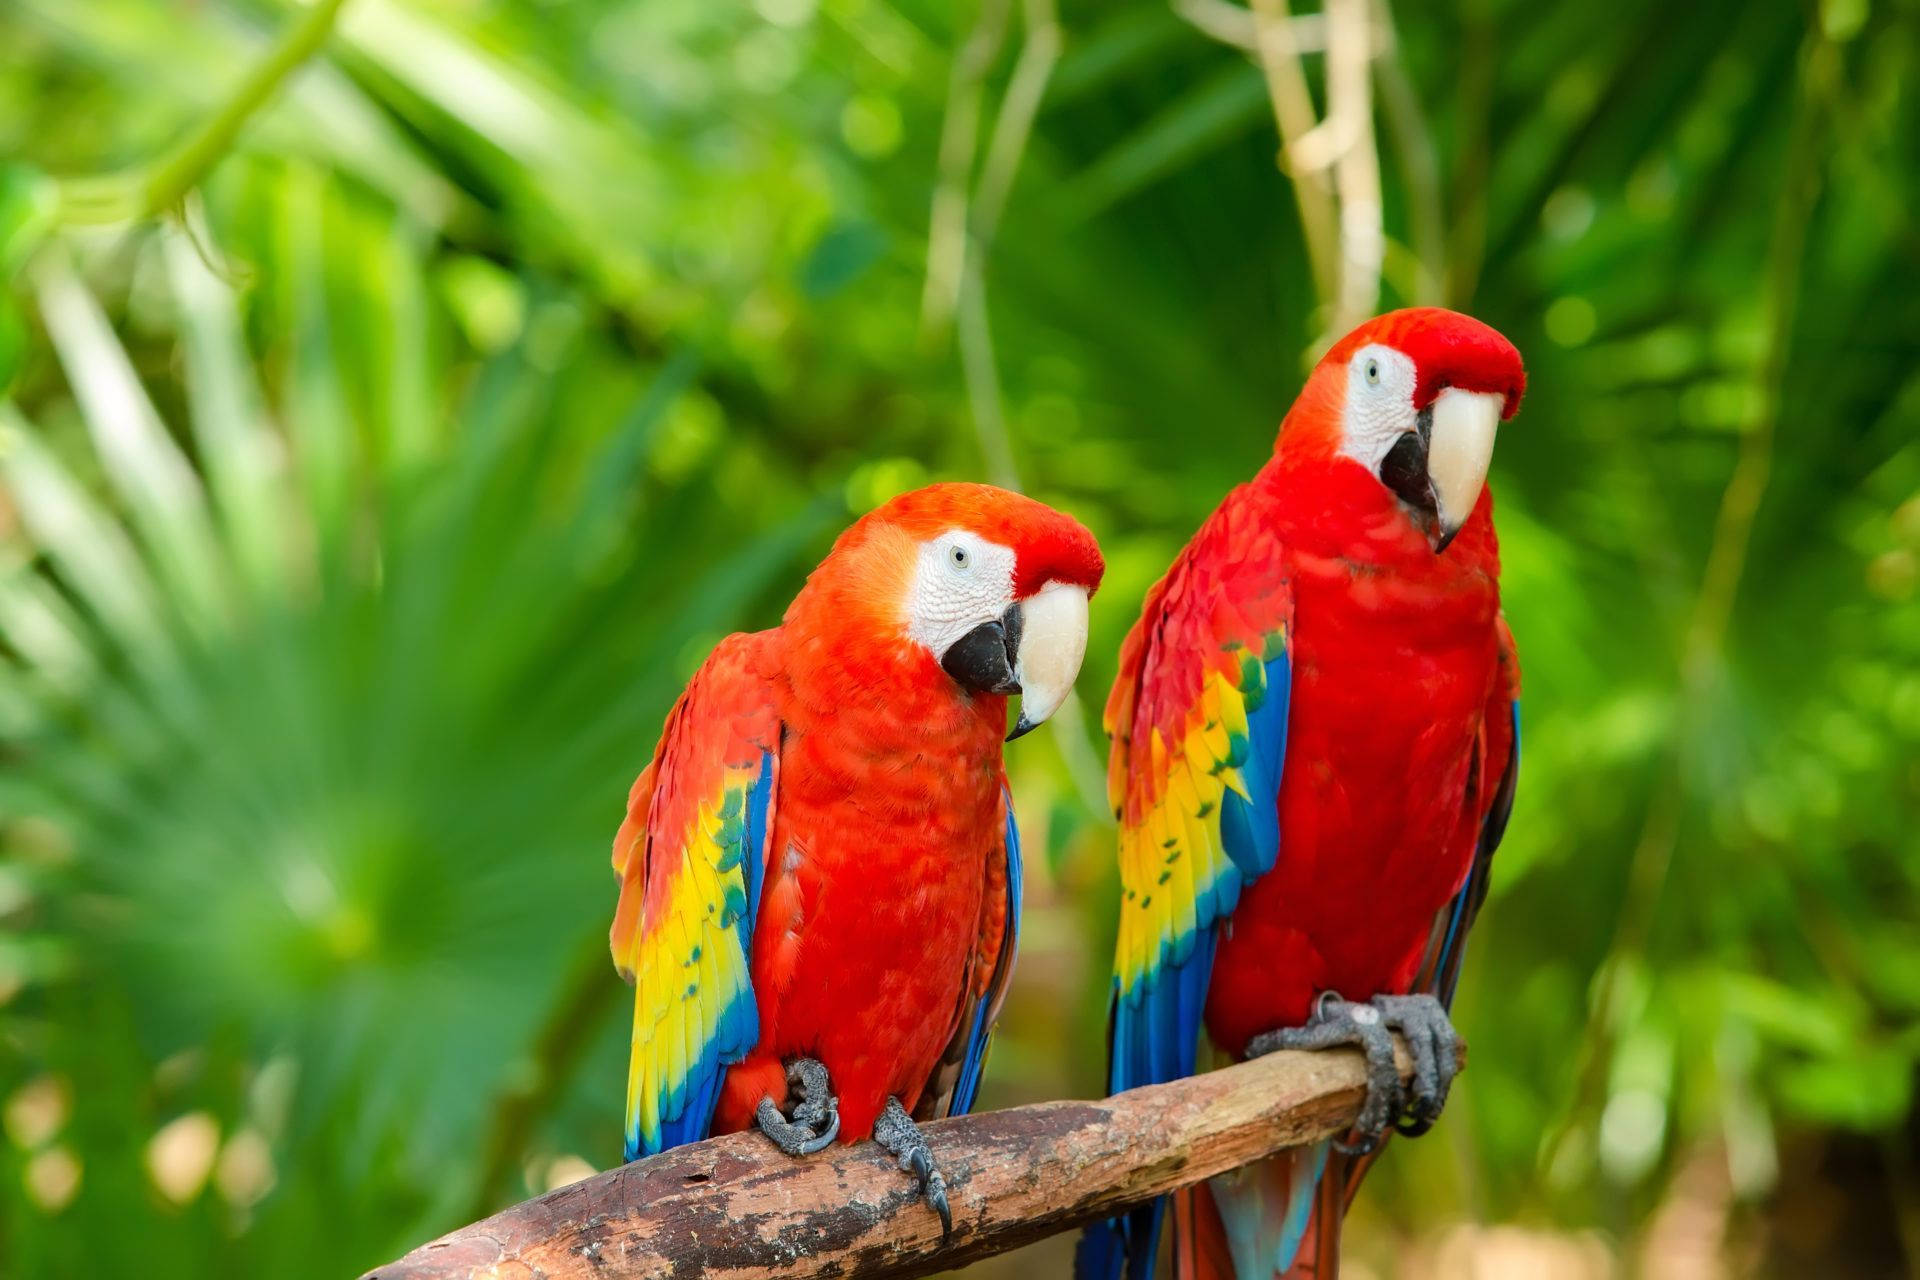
[1,0,1917,1276]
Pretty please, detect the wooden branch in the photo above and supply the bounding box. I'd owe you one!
[365,1038,1453,1280]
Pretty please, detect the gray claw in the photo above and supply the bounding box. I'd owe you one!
[754,1057,841,1157]
[1372,993,1461,1135]
[874,1096,952,1240]
[1244,991,1461,1151]
[787,1057,837,1131]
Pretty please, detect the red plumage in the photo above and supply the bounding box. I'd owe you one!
[1092,309,1524,1280]
[1201,466,1516,1055]
[612,483,1103,1156]
[712,616,1014,1141]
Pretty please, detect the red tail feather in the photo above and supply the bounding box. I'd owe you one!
[1169,1144,1355,1279]
[1173,1182,1237,1280]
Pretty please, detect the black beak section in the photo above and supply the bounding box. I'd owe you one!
[941,603,1023,698]
[1380,405,1441,545]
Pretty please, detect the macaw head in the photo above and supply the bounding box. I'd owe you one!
[796,482,1105,740]
[1281,307,1526,552]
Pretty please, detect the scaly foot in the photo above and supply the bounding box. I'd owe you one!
[1245,992,1462,1153]
[873,1095,952,1239]
[754,1057,841,1156]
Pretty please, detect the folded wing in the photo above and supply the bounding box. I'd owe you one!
[610,632,781,1161]
[921,785,1023,1121]
[1081,500,1294,1280]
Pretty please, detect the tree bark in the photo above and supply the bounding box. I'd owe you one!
[365,1039,1443,1280]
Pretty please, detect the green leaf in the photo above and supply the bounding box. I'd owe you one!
[0,165,57,279]
[33,254,233,638]
[0,405,171,673]
[164,227,302,598]
[799,221,887,300]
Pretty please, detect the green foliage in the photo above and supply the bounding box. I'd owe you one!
[1,0,1916,1275]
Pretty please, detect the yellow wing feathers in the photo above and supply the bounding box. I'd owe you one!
[1114,663,1261,994]
[623,764,767,1157]
[612,632,779,1160]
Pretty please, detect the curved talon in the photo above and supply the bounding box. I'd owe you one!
[802,1103,841,1151]
[874,1096,953,1241]
[1427,1010,1464,1112]
[1244,1032,1278,1058]
[1395,1111,1435,1139]
[754,1056,842,1157]
[1370,994,1461,1127]
[903,1145,953,1238]
[1399,1005,1441,1126]
[1334,1129,1381,1157]
[755,1095,841,1156]
[1245,990,1461,1150]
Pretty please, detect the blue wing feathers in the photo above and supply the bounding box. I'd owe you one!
[1085,647,1291,1280]
[1432,701,1518,1008]
[1097,931,1219,1278]
[1218,653,1289,881]
[1005,800,1023,972]
[1218,797,1260,881]
[947,796,1024,1119]
[630,750,777,1162]
[743,754,773,936]
[1076,1219,1130,1280]
[949,999,994,1118]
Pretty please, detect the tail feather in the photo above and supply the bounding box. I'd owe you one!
[1076,1217,1130,1280]
[1274,1151,1350,1279]
[1159,1141,1351,1280]
[1081,1138,1369,1280]
[1209,1141,1330,1278]
[1173,1182,1237,1280]
[1078,1197,1164,1280]
[1303,1154,1350,1277]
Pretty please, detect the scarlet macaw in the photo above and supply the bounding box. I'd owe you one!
[1081,309,1525,1279]
[610,482,1104,1231]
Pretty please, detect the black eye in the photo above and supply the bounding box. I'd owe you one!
[1364,358,1381,385]
[950,545,970,568]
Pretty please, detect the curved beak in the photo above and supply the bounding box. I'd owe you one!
[1004,581,1090,742]
[1426,387,1504,553]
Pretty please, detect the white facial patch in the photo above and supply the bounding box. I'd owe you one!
[1339,343,1420,472]
[904,529,1019,658]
